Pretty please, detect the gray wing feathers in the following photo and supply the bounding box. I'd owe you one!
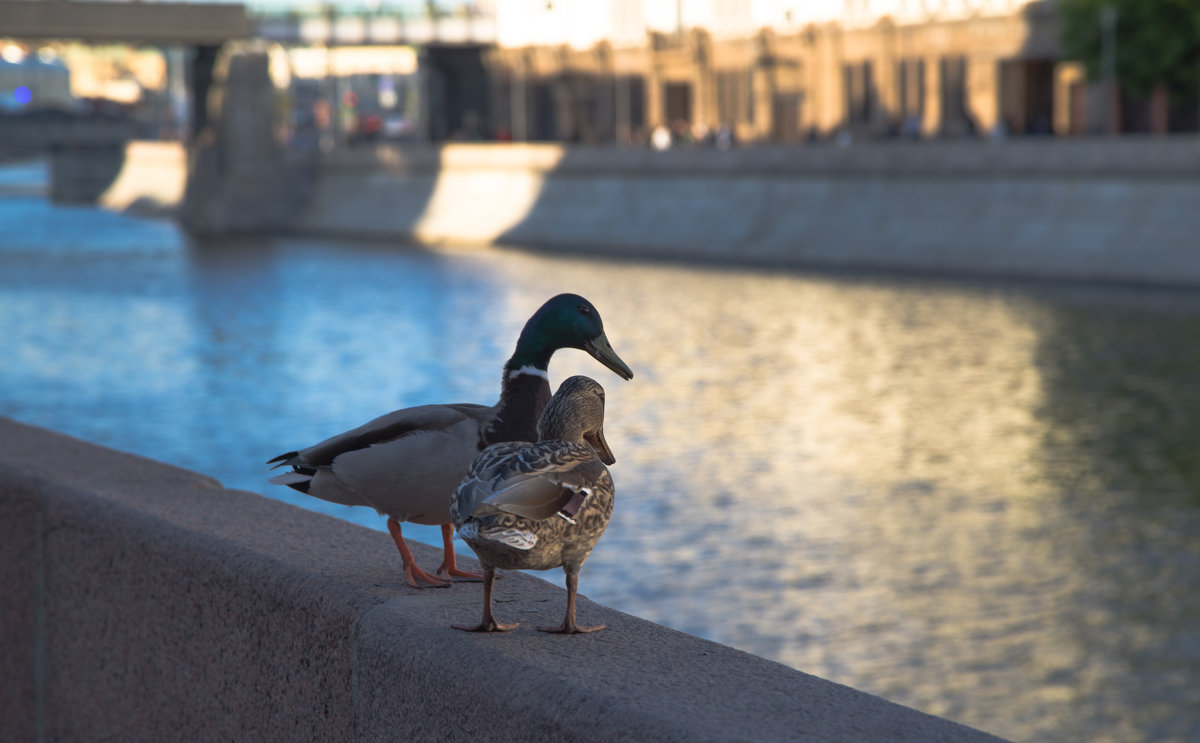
[482,475,574,521]
[453,442,526,525]
[295,403,491,467]
[454,441,598,524]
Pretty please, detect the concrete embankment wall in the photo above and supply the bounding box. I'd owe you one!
[0,417,1006,742]
[293,138,1200,287]
[78,138,1200,286]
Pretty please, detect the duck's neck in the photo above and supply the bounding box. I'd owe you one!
[486,361,552,446]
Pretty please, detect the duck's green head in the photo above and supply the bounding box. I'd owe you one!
[511,294,634,381]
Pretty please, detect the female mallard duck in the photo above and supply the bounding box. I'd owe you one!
[268,294,632,589]
[452,375,616,634]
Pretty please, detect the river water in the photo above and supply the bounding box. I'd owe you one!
[3,172,1199,742]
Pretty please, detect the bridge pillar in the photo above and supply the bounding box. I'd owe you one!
[187,44,220,139]
[180,48,314,235]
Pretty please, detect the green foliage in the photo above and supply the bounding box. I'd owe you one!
[1058,0,1200,99]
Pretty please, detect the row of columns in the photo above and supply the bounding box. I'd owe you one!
[495,33,1021,144]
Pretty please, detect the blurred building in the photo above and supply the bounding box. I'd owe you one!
[0,41,199,141]
[283,44,422,145]
[253,3,495,144]
[0,44,72,111]
[482,0,1127,144]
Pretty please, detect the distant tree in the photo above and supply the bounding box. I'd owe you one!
[1058,0,1200,101]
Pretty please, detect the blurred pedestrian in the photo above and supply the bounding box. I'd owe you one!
[651,124,671,151]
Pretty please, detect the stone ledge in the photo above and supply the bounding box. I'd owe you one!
[0,416,1007,742]
[335,138,1200,178]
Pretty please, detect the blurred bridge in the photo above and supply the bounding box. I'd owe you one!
[0,0,250,131]
[254,10,496,46]
[0,0,250,44]
[0,0,493,46]
[0,0,251,201]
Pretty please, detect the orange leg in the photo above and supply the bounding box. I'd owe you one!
[538,569,604,634]
[453,566,517,632]
[386,518,449,588]
[436,524,484,581]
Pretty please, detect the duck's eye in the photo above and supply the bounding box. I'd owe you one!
[577,305,591,315]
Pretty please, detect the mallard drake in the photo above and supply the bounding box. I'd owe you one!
[268,294,632,589]
[452,375,616,634]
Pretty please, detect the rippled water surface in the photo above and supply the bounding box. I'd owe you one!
[3,184,1200,742]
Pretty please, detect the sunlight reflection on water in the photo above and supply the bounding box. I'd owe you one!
[2,194,1199,743]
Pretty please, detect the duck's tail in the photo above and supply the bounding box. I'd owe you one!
[266,452,314,492]
[267,470,313,490]
[266,451,298,467]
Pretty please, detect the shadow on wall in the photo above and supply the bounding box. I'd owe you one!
[49,141,127,203]
[283,143,560,247]
[0,110,135,203]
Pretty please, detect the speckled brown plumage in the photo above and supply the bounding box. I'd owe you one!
[452,376,616,634]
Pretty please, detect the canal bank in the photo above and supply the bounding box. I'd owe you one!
[286,138,1200,287]
[95,137,1200,288]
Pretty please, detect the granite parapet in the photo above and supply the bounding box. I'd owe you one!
[0,417,1008,741]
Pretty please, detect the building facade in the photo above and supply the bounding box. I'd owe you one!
[483,0,1083,143]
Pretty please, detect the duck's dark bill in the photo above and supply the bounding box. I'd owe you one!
[584,334,634,380]
[585,426,616,465]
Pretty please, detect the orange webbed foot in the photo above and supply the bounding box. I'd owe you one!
[436,562,486,581]
[405,562,451,589]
